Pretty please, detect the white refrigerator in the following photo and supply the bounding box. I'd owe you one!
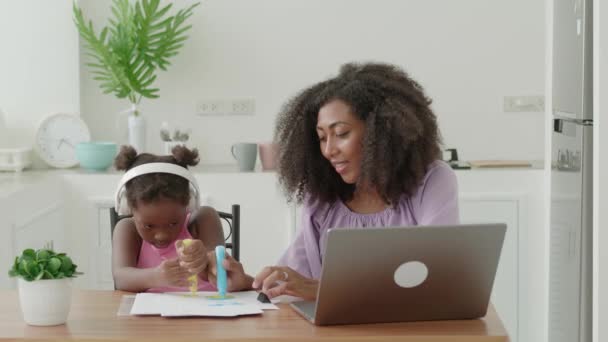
[549,0,593,342]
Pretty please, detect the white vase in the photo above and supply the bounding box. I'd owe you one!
[128,115,146,153]
[17,278,72,326]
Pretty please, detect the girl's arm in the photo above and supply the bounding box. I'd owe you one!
[112,218,164,292]
[190,206,225,249]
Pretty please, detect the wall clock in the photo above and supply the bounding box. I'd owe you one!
[34,113,91,168]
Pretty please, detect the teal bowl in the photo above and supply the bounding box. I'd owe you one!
[76,142,117,171]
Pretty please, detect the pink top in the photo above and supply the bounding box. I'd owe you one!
[136,213,217,293]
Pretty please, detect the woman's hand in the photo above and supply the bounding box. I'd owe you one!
[175,239,208,276]
[206,250,253,291]
[252,266,319,301]
[155,258,190,287]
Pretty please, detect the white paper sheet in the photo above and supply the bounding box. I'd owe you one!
[130,291,278,317]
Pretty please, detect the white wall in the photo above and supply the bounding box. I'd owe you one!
[78,0,546,165]
[0,1,80,156]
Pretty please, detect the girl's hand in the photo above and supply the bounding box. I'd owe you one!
[252,266,319,301]
[206,251,253,292]
[156,258,190,287]
[175,239,208,276]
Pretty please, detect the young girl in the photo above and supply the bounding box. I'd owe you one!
[112,145,225,293]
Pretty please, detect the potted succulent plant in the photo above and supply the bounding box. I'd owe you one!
[73,0,200,152]
[8,248,82,326]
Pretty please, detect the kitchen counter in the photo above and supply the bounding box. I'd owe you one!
[0,158,545,179]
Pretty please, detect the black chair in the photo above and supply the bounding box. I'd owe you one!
[109,204,240,261]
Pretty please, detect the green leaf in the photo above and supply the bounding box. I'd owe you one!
[23,249,35,260]
[47,257,61,274]
[59,256,73,273]
[25,261,40,278]
[36,249,51,261]
[18,259,28,274]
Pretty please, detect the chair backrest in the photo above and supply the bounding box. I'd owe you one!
[109,204,240,261]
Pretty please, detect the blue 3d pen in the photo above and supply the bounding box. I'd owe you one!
[215,245,227,298]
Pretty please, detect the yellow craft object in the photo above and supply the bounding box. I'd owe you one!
[182,239,198,296]
[206,294,234,300]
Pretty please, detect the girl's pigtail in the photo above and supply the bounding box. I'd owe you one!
[114,145,138,171]
[172,145,200,168]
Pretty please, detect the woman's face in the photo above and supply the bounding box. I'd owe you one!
[131,198,188,249]
[316,99,365,184]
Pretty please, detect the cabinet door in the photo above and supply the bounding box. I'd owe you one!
[548,201,581,342]
[0,199,15,288]
[459,198,519,342]
[95,205,115,290]
[14,203,66,255]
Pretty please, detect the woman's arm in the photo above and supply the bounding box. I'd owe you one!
[254,198,323,299]
[413,161,460,225]
[253,266,318,300]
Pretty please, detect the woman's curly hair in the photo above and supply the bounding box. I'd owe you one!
[114,145,200,209]
[274,62,442,205]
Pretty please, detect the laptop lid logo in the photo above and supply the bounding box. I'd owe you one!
[393,261,428,288]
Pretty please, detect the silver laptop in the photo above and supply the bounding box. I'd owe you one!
[290,223,506,326]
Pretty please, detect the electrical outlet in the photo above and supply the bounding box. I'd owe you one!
[196,99,226,116]
[229,98,255,115]
[503,96,545,113]
[196,98,255,116]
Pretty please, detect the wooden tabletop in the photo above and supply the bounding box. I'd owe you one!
[0,290,508,342]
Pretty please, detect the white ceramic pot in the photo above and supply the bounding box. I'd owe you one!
[17,278,72,326]
[128,114,146,153]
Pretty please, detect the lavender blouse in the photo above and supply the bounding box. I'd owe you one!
[277,160,460,279]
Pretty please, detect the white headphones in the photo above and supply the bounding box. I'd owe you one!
[114,163,200,216]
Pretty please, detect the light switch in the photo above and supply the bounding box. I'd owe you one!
[503,96,545,113]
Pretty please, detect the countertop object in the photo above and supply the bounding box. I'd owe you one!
[468,160,533,168]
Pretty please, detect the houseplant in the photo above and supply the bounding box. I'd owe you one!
[73,0,200,152]
[8,248,81,326]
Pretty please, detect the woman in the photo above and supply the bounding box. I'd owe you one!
[208,62,459,299]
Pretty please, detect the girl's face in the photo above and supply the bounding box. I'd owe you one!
[316,99,365,184]
[131,198,188,248]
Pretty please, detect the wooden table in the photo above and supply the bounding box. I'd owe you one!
[0,290,509,341]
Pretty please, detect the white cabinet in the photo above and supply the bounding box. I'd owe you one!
[457,170,546,342]
[460,195,521,342]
